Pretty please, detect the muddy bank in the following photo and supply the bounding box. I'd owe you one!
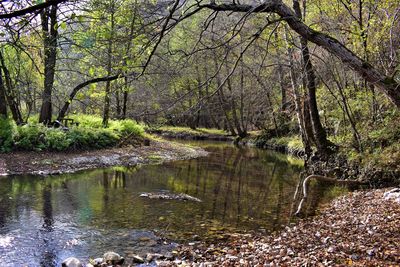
[166,188,400,266]
[0,139,208,176]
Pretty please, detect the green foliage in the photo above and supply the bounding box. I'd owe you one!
[109,119,144,137]
[269,136,304,150]
[68,127,119,149]
[159,126,226,136]
[0,117,16,152]
[69,114,104,128]
[45,129,71,151]
[0,115,144,152]
[14,124,47,151]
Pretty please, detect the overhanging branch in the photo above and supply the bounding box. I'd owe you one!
[0,0,69,19]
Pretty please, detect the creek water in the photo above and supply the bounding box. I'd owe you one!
[0,141,309,266]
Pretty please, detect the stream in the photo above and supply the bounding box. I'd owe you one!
[0,141,337,266]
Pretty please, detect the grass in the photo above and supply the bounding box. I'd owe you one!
[259,135,304,150]
[159,126,227,136]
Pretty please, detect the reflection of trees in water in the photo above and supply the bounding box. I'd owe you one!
[304,182,330,216]
[42,183,53,231]
[186,145,302,230]
[0,179,12,228]
[103,171,109,209]
[222,150,242,223]
[40,182,57,267]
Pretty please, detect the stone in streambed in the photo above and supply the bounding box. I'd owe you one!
[131,255,145,263]
[61,257,83,267]
[103,251,124,265]
[89,258,103,267]
[146,253,164,262]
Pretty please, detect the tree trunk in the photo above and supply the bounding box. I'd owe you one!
[0,52,23,124]
[39,1,58,124]
[0,69,7,117]
[57,74,121,120]
[293,0,335,156]
[102,4,115,127]
[274,30,288,112]
[122,77,129,119]
[284,26,312,157]
[115,88,121,118]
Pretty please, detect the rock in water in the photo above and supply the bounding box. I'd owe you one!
[61,257,83,267]
[103,251,124,265]
[131,255,145,263]
[89,258,103,267]
[140,192,202,202]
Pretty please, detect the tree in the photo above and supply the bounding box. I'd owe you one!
[194,1,400,108]
[39,1,59,124]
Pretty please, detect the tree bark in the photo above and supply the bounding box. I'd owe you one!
[0,0,67,19]
[102,2,116,127]
[57,74,121,120]
[0,69,7,117]
[39,1,58,124]
[122,77,129,119]
[201,1,400,108]
[0,52,23,124]
[285,28,312,157]
[293,0,335,155]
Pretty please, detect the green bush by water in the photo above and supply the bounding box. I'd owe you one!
[0,117,16,152]
[0,116,144,152]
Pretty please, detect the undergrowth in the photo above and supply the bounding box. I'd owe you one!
[0,115,144,152]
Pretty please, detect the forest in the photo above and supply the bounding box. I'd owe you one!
[0,0,399,266]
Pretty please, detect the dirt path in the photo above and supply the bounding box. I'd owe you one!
[0,139,207,176]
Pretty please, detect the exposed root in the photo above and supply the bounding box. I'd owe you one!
[294,174,366,216]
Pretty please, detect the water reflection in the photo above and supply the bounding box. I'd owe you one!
[0,142,304,265]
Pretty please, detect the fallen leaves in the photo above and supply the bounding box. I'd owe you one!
[167,188,400,266]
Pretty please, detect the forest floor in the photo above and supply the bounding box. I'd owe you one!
[160,188,400,267]
[0,138,208,176]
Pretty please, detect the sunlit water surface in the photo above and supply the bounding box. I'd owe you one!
[0,141,308,266]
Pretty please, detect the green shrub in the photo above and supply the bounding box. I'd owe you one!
[110,119,144,136]
[69,114,103,128]
[2,114,144,152]
[68,127,119,149]
[45,128,71,151]
[94,128,119,148]
[0,117,16,152]
[14,124,47,151]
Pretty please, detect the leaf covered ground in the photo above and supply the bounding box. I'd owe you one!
[166,189,400,266]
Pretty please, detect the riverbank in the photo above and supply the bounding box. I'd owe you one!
[0,138,208,176]
[149,126,234,142]
[167,188,400,266]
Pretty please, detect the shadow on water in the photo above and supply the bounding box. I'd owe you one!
[0,141,332,266]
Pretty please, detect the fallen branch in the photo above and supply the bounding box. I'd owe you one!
[294,175,366,216]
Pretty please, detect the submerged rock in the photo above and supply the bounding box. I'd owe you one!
[103,251,124,265]
[140,192,202,202]
[61,257,83,267]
